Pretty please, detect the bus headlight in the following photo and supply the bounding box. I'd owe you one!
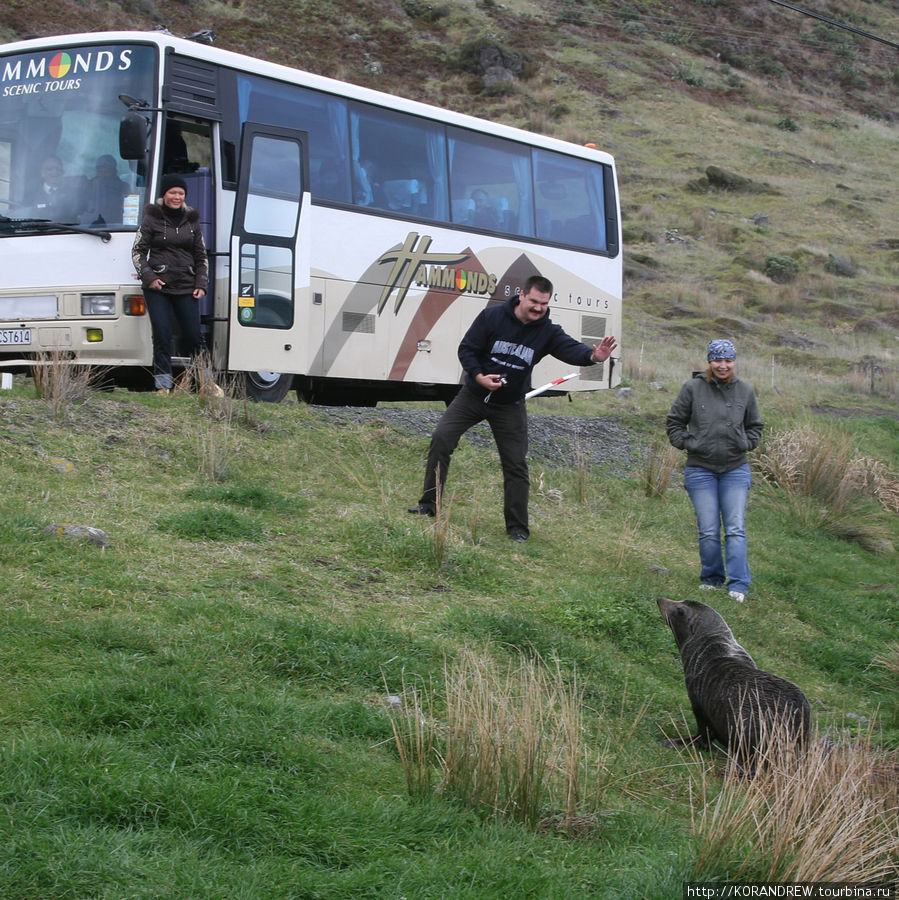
[81,293,116,316]
[86,329,104,343]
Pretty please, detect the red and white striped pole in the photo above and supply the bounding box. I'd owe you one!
[525,372,579,399]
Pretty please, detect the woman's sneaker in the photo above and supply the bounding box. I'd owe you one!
[728,590,746,603]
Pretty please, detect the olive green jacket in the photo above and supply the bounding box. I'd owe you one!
[665,373,763,473]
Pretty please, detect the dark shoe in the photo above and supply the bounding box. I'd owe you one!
[508,529,528,542]
[408,504,435,517]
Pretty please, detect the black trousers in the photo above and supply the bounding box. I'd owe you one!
[418,386,530,535]
[144,288,204,389]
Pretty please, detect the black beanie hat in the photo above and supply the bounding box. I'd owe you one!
[159,173,188,197]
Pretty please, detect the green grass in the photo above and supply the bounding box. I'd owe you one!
[0,381,895,897]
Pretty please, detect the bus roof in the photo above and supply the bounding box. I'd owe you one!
[2,30,616,168]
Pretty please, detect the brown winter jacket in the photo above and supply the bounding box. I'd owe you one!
[131,201,208,295]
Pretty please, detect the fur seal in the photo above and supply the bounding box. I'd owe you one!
[657,597,811,761]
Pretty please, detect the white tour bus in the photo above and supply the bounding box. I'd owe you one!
[0,30,621,403]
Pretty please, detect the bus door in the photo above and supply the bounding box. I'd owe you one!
[227,123,311,395]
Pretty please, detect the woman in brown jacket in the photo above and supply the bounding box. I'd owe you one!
[131,174,209,394]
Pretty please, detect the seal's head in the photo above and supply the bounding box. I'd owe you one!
[657,596,729,648]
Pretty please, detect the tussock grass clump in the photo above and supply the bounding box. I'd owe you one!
[173,351,224,400]
[31,350,103,418]
[756,424,897,552]
[156,505,261,541]
[643,437,680,497]
[386,676,436,801]
[387,647,645,833]
[872,642,899,678]
[195,414,236,482]
[688,720,899,883]
[430,467,451,568]
[441,647,588,828]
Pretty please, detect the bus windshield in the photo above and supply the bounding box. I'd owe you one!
[0,42,156,228]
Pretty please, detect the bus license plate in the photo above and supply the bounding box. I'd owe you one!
[0,328,31,345]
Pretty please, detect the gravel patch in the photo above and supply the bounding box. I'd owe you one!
[313,406,647,477]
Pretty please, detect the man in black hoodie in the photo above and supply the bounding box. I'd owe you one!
[408,275,618,541]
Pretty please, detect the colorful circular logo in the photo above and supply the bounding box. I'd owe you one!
[455,269,468,291]
[48,52,72,79]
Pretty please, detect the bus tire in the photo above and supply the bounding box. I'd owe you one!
[243,371,294,402]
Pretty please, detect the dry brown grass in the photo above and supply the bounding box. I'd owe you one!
[688,718,899,882]
[756,424,898,551]
[385,676,436,801]
[871,643,899,681]
[441,647,579,827]
[182,354,240,481]
[643,437,680,498]
[30,349,101,418]
[756,424,857,507]
[847,361,898,400]
[387,646,651,833]
[173,351,224,399]
[430,464,452,567]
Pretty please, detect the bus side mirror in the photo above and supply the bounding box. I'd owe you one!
[119,113,148,160]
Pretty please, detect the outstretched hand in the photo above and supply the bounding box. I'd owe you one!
[591,335,618,363]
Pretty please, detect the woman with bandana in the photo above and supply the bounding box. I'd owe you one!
[665,339,763,603]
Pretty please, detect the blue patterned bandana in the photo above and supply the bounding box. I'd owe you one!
[707,339,736,362]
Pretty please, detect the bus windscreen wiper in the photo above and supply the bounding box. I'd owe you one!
[0,215,111,243]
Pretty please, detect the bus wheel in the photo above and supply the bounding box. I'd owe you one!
[243,371,293,402]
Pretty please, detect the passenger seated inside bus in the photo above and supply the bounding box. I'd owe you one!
[315,157,350,202]
[86,154,129,225]
[383,178,419,213]
[24,156,89,223]
[469,188,502,230]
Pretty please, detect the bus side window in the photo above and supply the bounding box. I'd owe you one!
[534,150,608,252]
[447,126,533,237]
[535,207,551,239]
[349,104,447,219]
[454,196,475,225]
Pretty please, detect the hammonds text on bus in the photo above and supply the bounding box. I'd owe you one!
[0,30,622,404]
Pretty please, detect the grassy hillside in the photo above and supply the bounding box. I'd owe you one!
[0,2,897,895]
[3,0,897,405]
[0,378,896,896]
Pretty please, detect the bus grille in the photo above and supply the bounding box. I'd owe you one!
[580,315,607,383]
[342,312,376,334]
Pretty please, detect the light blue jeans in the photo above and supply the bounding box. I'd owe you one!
[683,463,752,594]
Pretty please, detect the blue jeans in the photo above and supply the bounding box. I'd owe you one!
[683,463,752,594]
